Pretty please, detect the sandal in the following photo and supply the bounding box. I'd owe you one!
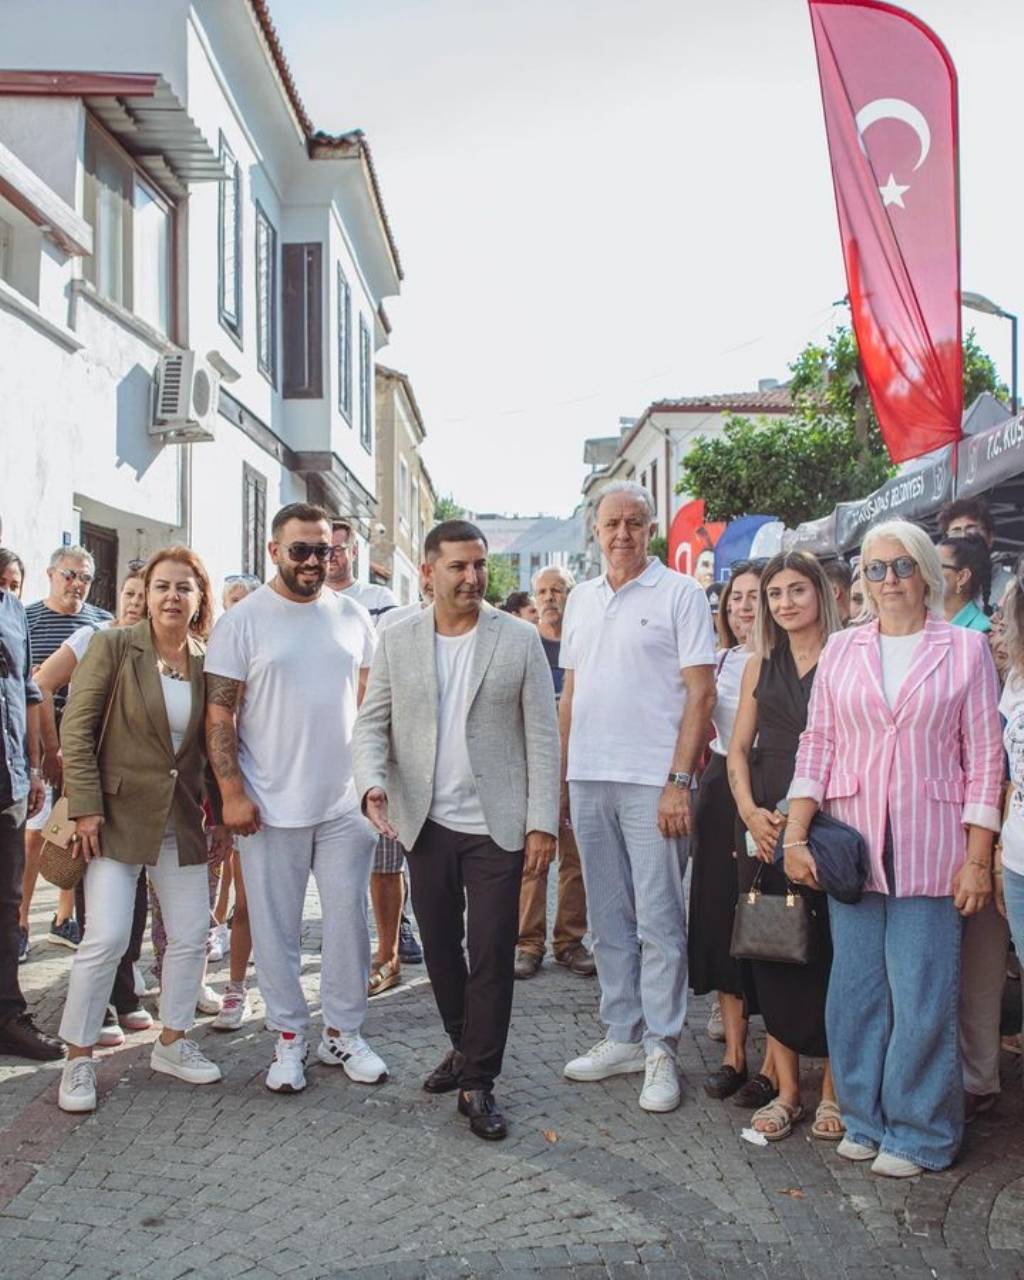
[368,961,401,998]
[751,1097,804,1142]
[811,1098,845,1141]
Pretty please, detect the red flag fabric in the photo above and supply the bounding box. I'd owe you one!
[667,499,725,579]
[808,0,962,463]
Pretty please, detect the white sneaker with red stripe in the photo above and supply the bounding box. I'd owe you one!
[266,1033,308,1093]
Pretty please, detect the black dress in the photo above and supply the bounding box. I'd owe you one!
[736,644,832,1058]
[689,752,748,999]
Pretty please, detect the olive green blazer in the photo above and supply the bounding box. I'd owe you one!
[61,621,209,866]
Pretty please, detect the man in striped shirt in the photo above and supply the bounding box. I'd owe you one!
[21,546,112,954]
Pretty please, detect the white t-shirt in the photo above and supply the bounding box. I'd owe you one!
[709,647,748,756]
[561,558,717,786]
[338,580,399,628]
[878,630,924,709]
[377,601,424,634]
[999,675,1024,876]
[161,676,192,753]
[429,627,488,835]
[205,584,377,827]
[65,619,112,662]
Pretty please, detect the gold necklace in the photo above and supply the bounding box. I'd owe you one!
[156,656,187,682]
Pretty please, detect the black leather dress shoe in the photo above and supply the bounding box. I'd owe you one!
[703,1064,748,1100]
[457,1089,507,1140]
[423,1049,464,1094]
[0,1012,64,1061]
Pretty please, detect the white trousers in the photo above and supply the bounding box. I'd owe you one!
[240,806,376,1036]
[59,833,209,1047]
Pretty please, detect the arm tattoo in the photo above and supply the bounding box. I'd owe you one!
[207,720,241,783]
[206,674,242,709]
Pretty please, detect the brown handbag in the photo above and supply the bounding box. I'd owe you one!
[38,638,129,890]
[729,863,814,966]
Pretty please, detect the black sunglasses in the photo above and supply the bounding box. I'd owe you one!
[280,542,331,564]
[863,556,917,582]
[729,558,768,576]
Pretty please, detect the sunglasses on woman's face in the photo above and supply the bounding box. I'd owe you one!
[863,556,918,583]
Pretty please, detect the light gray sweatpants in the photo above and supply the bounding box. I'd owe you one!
[570,780,689,1058]
[240,806,377,1036]
[959,897,1010,1096]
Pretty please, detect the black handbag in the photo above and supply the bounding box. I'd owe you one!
[729,864,813,966]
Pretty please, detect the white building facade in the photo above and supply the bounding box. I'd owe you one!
[0,0,402,609]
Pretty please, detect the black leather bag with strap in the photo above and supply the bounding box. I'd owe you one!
[729,863,814,966]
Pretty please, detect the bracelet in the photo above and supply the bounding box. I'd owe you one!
[782,840,809,850]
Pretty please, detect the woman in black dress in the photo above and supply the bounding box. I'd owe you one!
[727,551,843,1141]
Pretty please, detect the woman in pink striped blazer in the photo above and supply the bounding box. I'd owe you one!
[784,520,1003,1178]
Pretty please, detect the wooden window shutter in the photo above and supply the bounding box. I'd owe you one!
[283,242,323,398]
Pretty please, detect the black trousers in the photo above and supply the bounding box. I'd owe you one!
[408,820,523,1092]
[0,798,28,1025]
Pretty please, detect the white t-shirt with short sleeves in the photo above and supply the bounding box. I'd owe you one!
[204,584,376,827]
[64,620,112,662]
[428,627,488,835]
[561,558,717,786]
[999,674,1024,876]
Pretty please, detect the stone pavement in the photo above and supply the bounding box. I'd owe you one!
[2,878,1024,1280]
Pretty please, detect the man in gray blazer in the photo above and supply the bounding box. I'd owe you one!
[354,520,559,1140]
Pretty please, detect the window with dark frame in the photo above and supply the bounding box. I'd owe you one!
[359,314,372,451]
[242,463,267,580]
[650,459,659,516]
[282,243,323,398]
[255,201,277,384]
[218,132,242,340]
[337,263,352,421]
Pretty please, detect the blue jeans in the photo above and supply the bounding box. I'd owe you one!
[1004,866,1024,1085]
[827,892,963,1170]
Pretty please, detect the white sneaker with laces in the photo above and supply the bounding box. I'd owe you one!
[317,1029,389,1083]
[212,984,250,1032]
[837,1136,878,1162]
[207,924,229,963]
[150,1037,222,1085]
[196,984,221,1015]
[58,1057,97,1113]
[706,1003,725,1042]
[266,1033,308,1093]
[871,1151,922,1178]
[97,1005,126,1048]
[639,1052,681,1112]
[564,1038,646,1081]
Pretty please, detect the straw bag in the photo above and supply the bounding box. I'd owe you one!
[39,638,129,890]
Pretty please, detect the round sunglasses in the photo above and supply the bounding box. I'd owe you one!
[862,556,917,583]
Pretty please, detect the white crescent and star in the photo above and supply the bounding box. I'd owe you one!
[854,97,932,209]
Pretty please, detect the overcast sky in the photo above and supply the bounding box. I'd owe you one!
[274,0,1024,517]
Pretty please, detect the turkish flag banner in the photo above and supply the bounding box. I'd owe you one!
[808,0,962,463]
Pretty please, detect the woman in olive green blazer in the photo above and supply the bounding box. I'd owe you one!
[56,547,228,1113]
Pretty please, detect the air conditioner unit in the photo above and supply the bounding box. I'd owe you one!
[150,351,220,443]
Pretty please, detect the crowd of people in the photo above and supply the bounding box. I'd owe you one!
[0,485,1020,1166]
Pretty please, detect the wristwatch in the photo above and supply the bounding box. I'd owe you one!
[667,771,692,789]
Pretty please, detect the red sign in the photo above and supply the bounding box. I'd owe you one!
[808,0,962,463]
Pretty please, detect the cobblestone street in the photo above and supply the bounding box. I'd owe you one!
[2,879,1023,1280]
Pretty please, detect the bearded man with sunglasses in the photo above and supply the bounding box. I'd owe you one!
[205,503,387,1094]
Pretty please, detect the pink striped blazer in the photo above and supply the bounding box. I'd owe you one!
[790,616,1003,897]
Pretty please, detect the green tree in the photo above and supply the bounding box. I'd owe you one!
[679,326,1007,528]
[649,535,668,565]
[485,554,518,604]
[433,494,466,521]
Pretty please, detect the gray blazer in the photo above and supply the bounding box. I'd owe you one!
[353,602,559,852]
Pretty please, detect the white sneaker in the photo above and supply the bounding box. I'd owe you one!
[317,1029,389,1083]
[97,1005,126,1048]
[871,1151,922,1178]
[132,963,147,997]
[196,984,221,1015]
[58,1057,97,1113]
[211,984,250,1032]
[266,1033,308,1093]
[121,1008,154,1033]
[638,1052,681,1113]
[207,924,229,963]
[837,1136,878,1162]
[564,1038,646,1081]
[706,1003,725,1042]
[150,1037,222,1085]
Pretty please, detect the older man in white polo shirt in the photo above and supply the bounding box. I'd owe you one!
[561,481,716,1112]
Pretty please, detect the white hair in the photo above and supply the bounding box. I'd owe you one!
[49,544,95,573]
[859,519,944,616]
[531,564,576,593]
[594,480,655,523]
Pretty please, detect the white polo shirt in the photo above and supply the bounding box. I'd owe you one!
[561,558,716,786]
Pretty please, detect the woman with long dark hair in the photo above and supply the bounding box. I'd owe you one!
[936,534,992,631]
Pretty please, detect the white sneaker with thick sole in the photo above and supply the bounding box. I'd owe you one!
[266,1034,308,1093]
[207,924,229,963]
[58,1058,97,1113]
[317,1030,389,1083]
[837,1136,878,1162]
[871,1152,922,1178]
[196,984,221,1015]
[150,1037,222,1085]
[639,1052,681,1113]
[564,1038,646,1082]
[211,984,250,1032]
[97,1005,125,1048]
[121,1008,154,1033]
